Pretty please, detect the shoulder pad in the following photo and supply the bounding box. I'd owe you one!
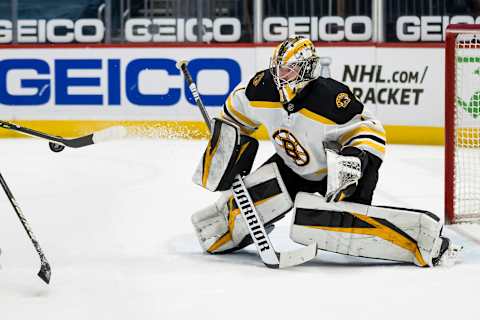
[304,78,364,125]
[245,69,280,102]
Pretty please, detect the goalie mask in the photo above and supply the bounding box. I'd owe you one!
[270,36,321,104]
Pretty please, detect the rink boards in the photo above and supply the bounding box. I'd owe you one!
[0,43,448,144]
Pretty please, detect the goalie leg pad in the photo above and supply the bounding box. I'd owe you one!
[290,192,445,267]
[191,163,292,254]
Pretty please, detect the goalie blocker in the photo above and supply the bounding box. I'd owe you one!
[193,118,258,192]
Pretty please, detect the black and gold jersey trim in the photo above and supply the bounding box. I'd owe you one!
[298,108,337,125]
[339,125,386,145]
[222,104,247,128]
[244,70,366,127]
[295,78,365,125]
[224,94,258,129]
[339,124,386,156]
[245,70,281,103]
[344,134,386,147]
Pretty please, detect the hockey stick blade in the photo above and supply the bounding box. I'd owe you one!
[54,125,128,148]
[0,173,52,284]
[279,243,318,268]
[38,261,51,284]
[0,120,127,149]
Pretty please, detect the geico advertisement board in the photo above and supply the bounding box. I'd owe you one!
[256,46,443,127]
[0,45,443,127]
[0,47,256,120]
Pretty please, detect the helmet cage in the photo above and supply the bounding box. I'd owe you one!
[269,56,319,91]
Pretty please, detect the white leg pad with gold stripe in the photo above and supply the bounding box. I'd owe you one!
[191,163,293,254]
[290,192,444,267]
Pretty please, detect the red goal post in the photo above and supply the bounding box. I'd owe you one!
[445,24,480,224]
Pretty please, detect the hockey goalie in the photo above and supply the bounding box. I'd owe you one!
[191,36,460,267]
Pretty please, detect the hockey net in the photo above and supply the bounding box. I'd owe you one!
[445,24,480,223]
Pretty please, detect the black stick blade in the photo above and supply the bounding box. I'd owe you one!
[38,262,51,284]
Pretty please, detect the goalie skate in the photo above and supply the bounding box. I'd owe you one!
[432,237,463,267]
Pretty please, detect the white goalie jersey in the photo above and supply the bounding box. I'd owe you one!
[221,69,386,181]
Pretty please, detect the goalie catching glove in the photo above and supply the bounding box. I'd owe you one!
[324,141,368,202]
[193,118,258,191]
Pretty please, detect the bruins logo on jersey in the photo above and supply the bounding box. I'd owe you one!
[336,93,351,109]
[252,72,265,87]
[272,129,309,166]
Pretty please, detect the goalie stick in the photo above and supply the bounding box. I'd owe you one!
[0,120,127,152]
[0,171,50,284]
[176,59,317,268]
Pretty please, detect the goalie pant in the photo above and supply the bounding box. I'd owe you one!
[192,164,448,267]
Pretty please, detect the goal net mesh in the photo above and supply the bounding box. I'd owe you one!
[453,33,480,222]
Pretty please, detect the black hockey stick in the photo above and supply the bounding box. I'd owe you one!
[0,120,127,152]
[177,59,317,268]
[0,171,51,284]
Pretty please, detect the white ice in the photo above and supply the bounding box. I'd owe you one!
[0,138,479,320]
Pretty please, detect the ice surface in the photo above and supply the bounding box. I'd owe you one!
[0,139,479,320]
